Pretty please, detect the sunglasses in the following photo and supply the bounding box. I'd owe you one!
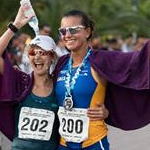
[58,25,85,36]
[28,45,53,56]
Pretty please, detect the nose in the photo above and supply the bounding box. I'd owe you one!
[65,29,72,37]
[34,52,41,59]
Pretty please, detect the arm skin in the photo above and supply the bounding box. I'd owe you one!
[0,6,32,74]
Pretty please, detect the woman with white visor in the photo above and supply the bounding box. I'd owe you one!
[0,6,59,150]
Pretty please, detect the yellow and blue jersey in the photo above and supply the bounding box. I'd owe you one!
[55,59,108,148]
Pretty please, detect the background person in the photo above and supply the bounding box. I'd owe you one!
[39,24,52,36]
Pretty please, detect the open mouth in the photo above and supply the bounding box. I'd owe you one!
[34,63,44,69]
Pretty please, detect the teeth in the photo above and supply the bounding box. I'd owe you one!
[68,40,74,42]
[67,40,75,43]
[35,64,43,69]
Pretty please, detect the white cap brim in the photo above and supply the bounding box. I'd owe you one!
[30,35,56,52]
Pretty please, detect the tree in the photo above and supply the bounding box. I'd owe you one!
[1,0,150,38]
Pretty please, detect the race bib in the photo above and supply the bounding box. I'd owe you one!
[58,107,89,143]
[18,107,55,141]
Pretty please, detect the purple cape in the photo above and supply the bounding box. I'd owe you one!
[0,53,33,140]
[53,42,150,130]
[0,42,150,140]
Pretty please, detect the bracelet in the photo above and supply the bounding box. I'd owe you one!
[7,22,19,33]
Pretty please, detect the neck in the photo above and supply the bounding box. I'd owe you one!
[71,44,89,67]
[33,73,52,87]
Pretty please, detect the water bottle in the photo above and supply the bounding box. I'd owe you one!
[20,0,39,36]
[28,16,39,36]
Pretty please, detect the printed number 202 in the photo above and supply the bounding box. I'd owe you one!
[21,117,48,132]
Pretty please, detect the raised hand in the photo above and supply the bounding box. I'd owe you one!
[13,6,33,29]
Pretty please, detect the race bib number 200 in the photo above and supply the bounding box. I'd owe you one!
[58,107,89,143]
[18,107,55,141]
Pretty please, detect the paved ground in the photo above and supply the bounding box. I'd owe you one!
[108,124,150,150]
[0,124,150,150]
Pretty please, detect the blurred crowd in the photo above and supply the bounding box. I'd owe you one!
[6,24,148,74]
[89,34,148,52]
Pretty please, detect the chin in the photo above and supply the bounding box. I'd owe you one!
[66,44,81,52]
[66,46,76,52]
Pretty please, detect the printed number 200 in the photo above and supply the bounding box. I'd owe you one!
[62,118,83,134]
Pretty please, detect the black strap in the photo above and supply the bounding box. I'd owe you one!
[7,22,18,33]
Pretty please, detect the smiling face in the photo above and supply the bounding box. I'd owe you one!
[60,16,91,52]
[28,45,54,76]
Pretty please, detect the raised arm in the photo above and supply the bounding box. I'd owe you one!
[0,6,31,74]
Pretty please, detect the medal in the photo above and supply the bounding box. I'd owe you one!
[64,49,92,111]
[63,95,73,110]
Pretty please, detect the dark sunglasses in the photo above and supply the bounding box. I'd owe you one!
[58,25,85,36]
[28,45,53,56]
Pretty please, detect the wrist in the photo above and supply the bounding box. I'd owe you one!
[7,22,19,33]
[13,22,22,29]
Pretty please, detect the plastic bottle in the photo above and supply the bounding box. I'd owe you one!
[20,0,39,36]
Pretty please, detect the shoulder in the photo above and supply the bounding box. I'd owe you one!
[53,54,70,80]
[58,54,70,64]
[91,67,107,87]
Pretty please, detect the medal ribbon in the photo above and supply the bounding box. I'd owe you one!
[65,49,92,97]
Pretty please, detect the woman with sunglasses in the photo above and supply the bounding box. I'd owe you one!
[54,9,150,150]
[54,10,110,150]
[0,7,59,150]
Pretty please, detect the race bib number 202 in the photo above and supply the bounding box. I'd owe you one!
[18,107,55,141]
[58,107,89,143]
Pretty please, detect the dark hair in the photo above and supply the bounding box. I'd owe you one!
[39,24,51,30]
[62,10,94,40]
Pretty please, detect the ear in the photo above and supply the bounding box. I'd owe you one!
[85,27,91,39]
[52,51,58,61]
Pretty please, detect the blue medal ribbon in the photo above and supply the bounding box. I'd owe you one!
[64,49,92,109]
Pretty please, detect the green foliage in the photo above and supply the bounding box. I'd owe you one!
[0,0,150,38]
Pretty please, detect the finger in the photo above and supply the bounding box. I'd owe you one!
[88,115,104,121]
[87,110,104,115]
[87,103,105,111]
[17,6,25,17]
[87,107,104,114]
[97,103,103,107]
[87,110,104,119]
[90,117,103,121]
[87,107,102,112]
[101,104,106,110]
[88,114,104,118]
[13,65,20,70]
[97,103,106,110]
